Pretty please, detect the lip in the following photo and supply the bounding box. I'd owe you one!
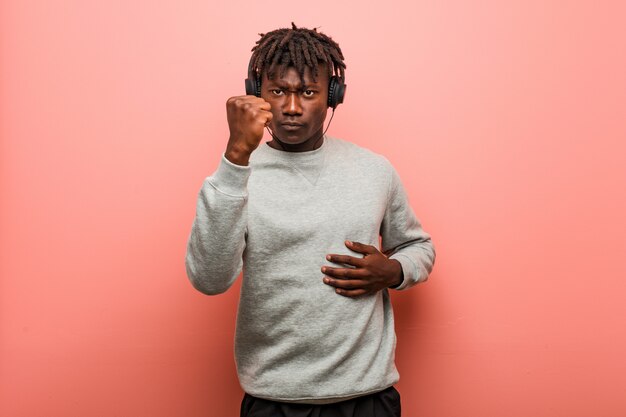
[281,123,304,131]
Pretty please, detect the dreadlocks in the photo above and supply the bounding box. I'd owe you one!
[250,22,346,86]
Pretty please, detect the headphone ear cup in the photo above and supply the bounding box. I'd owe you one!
[245,77,256,96]
[328,76,346,108]
[328,77,336,108]
[244,76,262,97]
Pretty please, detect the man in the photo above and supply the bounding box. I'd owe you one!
[185,23,435,417]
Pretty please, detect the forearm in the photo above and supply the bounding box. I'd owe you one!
[380,162,436,291]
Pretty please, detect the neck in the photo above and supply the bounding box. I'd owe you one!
[268,128,325,152]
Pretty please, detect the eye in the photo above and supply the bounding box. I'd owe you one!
[303,90,315,97]
[271,89,284,96]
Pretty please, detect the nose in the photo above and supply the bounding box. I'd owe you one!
[283,92,303,115]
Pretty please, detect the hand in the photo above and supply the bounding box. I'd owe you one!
[225,95,273,165]
[321,240,404,298]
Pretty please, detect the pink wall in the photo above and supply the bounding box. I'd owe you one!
[1,1,625,416]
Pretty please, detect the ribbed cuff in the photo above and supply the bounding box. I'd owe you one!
[387,253,417,291]
[207,153,251,197]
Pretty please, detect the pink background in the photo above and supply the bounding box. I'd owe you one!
[2,1,625,416]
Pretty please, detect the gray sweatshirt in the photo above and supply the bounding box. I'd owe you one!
[185,135,435,404]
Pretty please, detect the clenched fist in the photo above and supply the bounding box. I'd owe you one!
[225,95,273,166]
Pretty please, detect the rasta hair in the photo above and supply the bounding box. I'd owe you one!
[250,22,346,86]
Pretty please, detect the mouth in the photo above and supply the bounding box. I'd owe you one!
[280,122,304,131]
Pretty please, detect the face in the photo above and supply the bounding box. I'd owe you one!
[261,64,329,146]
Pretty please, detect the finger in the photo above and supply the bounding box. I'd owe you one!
[334,288,369,298]
[240,95,267,103]
[325,254,364,267]
[256,100,271,111]
[323,277,368,290]
[259,110,273,124]
[321,266,365,279]
[237,96,271,110]
[345,240,378,255]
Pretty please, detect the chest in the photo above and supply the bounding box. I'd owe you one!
[245,165,389,248]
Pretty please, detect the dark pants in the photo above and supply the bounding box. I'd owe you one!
[240,386,401,417]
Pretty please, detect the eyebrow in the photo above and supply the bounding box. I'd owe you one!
[267,80,321,89]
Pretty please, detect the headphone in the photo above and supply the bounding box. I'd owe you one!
[244,58,346,109]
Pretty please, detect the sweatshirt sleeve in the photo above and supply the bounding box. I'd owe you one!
[379,163,436,291]
[184,153,251,295]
